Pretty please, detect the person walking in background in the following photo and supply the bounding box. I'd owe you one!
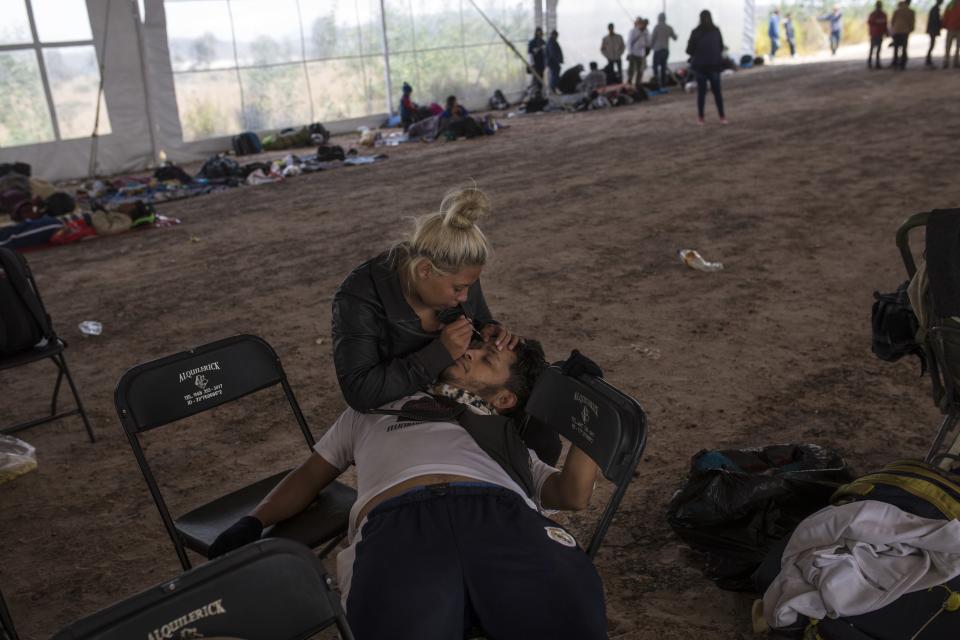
[818,5,843,54]
[944,0,960,68]
[627,17,651,89]
[601,23,625,84]
[686,10,727,125]
[891,0,917,70]
[868,2,889,68]
[651,13,677,88]
[545,30,564,94]
[527,27,546,93]
[768,9,781,59]
[784,13,797,57]
[927,0,944,67]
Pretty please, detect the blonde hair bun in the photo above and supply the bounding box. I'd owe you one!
[440,187,490,230]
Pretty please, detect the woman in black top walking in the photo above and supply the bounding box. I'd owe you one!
[686,10,728,125]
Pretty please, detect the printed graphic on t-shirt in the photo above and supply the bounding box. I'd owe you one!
[386,420,423,432]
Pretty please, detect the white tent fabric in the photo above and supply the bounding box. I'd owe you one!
[0,0,755,182]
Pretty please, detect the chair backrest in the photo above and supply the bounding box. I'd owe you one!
[897,211,960,410]
[115,334,309,434]
[0,247,54,344]
[114,334,315,568]
[523,366,647,558]
[51,539,353,640]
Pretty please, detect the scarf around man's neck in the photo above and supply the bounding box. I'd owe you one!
[428,383,496,415]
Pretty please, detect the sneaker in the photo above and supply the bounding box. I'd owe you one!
[696,117,705,125]
[719,117,729,125]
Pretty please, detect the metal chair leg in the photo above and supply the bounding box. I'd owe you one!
[56,353,95,443]
[49,360,64,416]
[0,587,19,640]
[926,408,959,468]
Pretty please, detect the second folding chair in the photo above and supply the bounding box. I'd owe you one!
[114,334,356,570]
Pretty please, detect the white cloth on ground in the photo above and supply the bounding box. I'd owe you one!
[763,500,960,628]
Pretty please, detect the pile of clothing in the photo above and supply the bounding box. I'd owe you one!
[0,163,78,223]
[754,460,960,639]
[1,198,177,251]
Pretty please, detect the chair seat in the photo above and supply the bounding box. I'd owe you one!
[0,338,64,371]
[176,471,356,557]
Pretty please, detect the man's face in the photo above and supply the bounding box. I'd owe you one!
[439,341,518,410]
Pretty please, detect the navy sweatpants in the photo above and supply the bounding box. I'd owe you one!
[345,484,608,640]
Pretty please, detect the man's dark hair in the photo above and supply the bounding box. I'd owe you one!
[608,22,614,30]
[589,61,598,70]
[503,339,547,414]
[446,95,457,108]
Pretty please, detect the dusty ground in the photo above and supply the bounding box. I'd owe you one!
[2,58,959,639]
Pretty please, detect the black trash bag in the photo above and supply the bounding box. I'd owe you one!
[197,155,241,181]
[666,443,853,592]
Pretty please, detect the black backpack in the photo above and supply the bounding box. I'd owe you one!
[871,280,926,370]
[197,155,241,180]
[0,248,51,357]
[231,131,262,156]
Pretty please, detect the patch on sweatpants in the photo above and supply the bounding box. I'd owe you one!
[544,526,577,547]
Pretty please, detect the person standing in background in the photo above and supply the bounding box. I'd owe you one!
[944,0,960,68]
[891,0,917,70]
[545,30,564,94]
[768,9,781,59]
[784,13,797,57]
[651,13,677,87]
[527,27,546,93]
[686,10,727,126]
[818,5,843,55]
[627,17,651,89]
[601,23,625,83]
[927,0,944,67]
[868,2,889,69]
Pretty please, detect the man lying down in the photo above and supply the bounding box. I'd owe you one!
[208,338,607,639]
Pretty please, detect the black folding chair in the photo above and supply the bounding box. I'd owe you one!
[114,334,356,571]
[0,587,18,640]
[897,211,960,468]
[51,538,354,640]
[0,248,94,442]
[522,365,648,558]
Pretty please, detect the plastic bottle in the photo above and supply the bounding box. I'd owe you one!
[677,249,724,272]
[78,321,103,336]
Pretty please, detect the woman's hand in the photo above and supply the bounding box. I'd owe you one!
[481,323,521,351]
[440,316,475,360]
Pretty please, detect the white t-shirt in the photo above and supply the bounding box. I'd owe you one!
[314,393,560,542]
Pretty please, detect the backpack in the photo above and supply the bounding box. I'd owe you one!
[198,155,241,180]
[231,132,262,156]
[315,144,345,162]
[489,89,510,110]
[308,122,330,144]
[0,248,50,357]
[871,280,926,370]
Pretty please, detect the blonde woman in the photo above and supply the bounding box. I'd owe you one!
[331,187,560,463]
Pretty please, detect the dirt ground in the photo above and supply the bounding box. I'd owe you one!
[2,59,959,639]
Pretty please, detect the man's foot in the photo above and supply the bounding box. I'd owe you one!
[696,117,705,126]
[719,117,729,125]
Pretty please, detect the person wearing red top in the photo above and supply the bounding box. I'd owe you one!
[867,1,889,69]
[943,0,960,68]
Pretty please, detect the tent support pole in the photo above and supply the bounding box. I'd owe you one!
[380,0,394,116]
[135,0,160,166]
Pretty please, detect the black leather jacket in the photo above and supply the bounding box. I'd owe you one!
[332,253,562,465]
[332,253,495,412]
